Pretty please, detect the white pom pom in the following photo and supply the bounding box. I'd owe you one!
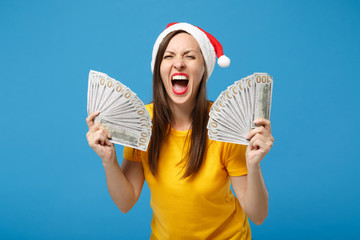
[217,55,230,68]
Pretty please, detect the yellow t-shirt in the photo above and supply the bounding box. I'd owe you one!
[123,103,251,240]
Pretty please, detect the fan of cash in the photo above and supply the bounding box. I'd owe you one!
[87,70,152,151]
[207,73,273,145]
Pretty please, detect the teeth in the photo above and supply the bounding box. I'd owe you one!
[172,75,188,81]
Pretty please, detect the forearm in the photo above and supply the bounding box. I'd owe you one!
[103,159,137,213]
[244,164,269,225]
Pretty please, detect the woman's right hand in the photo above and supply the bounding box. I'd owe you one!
[86,111,116,165]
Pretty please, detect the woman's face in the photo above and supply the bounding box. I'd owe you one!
[160,32,205,107]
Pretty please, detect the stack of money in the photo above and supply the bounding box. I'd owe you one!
[207,73,273,145]
[87,70,152,151]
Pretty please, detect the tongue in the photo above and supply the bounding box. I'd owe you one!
[172,80,188,91]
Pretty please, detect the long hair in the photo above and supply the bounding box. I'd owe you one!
[148,30,209,179]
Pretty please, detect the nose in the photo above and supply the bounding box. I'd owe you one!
[173,56,185,70]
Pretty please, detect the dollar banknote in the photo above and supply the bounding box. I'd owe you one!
[208,73,273,145]
[88,70,152,151]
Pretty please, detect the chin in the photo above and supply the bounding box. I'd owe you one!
[168,93,193,106]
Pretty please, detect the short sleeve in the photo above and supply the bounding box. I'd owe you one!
[123,146,142,162]
[223,143,248,176]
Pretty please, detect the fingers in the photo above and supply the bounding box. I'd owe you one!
[253,118,271,133]
[105,138,112,146]
[86,123,112,148]
[97,132,108,146]
[89,122,101,133]
[246,125,271,140]
[248,133,274,152]
[87,129,112,147]
[249,137,265,151]
[88,122,111,137]
[86,111,100,129]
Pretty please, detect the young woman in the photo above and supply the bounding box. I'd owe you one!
[86,22,274,239]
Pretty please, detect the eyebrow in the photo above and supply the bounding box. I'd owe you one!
[164,50,199,55]
[184,50,198,54]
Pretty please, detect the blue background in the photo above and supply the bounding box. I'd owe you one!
[1,0,359,239]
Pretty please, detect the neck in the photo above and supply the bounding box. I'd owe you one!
[169,101,194,131]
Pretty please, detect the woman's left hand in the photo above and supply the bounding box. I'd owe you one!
[245,118,274,167]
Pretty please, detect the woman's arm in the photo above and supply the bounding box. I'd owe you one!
[103,158,145,213]
[86,112,145,213]
[231,169,268,225]
[231,118,274,225]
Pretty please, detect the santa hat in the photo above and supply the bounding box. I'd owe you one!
[151,22,230,80]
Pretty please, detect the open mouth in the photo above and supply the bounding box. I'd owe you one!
[171,73,189,95]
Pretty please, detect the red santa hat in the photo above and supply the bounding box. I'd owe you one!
[151,22,230,80]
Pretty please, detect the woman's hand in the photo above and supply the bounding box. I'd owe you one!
[245,118,274,167]
[86,111,116,165]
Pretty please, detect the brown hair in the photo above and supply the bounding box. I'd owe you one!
[148,30,209,179]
